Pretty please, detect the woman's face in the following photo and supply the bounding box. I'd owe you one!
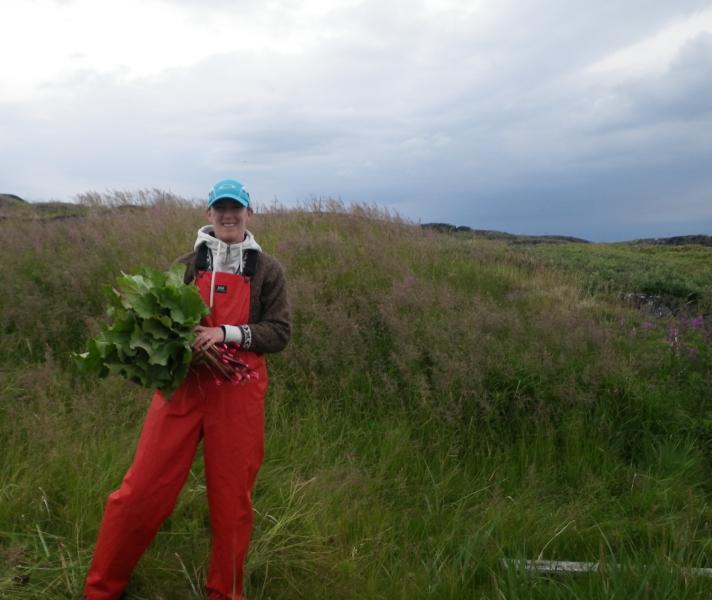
[207,199,251,244]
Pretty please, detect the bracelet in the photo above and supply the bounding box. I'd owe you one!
[220,325,226,341]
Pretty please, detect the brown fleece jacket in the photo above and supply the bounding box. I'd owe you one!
[176,250,291,355]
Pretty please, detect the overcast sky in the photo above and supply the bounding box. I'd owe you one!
[1,0,711,241]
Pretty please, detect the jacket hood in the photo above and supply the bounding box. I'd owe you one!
[193,225,262,275]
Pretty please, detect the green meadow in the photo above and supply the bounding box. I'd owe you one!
[1,195,710,599]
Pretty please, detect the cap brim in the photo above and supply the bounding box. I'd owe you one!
[208,195,249,208]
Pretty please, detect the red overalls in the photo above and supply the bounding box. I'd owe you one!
[84,270,268,600]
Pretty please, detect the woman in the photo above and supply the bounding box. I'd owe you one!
[81,179,291,600]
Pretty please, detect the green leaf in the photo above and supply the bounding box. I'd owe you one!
[129,328,154,355]
[74,265,208,399]
[165,263,186,287]
[148,341,184,366]
[142,317,172,340]
[116,278,161,318]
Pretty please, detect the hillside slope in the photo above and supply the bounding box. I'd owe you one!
[0,198,710,599]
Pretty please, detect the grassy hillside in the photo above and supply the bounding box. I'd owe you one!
[1,197,710,599]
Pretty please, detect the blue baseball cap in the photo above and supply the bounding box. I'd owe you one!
[208,179,251,208]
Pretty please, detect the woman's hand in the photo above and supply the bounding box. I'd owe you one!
[192,325,225,353]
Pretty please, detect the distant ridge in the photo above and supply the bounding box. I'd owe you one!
[0,195,88,220]
[422,223,712,246]
[421,223,590,244]
[626,235,712,247]
[0,193,26,207]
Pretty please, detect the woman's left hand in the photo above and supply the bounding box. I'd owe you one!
[192,325,225,353]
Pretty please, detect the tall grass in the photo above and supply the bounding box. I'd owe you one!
[1,196,710,598]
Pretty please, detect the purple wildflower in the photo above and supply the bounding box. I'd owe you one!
[688,315,704,329]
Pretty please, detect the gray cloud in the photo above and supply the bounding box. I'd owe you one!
[622,33,712,123]
[2,1,711,240]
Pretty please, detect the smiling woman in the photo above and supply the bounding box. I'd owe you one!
[79,178,291,600]
[207,180,253,245]
[208,201,252,244]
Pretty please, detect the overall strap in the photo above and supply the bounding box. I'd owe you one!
[194,244,257,277]
[243,249,258,278]
[195,242,211,271]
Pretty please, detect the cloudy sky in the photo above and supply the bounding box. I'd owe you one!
[1,0,711,241]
